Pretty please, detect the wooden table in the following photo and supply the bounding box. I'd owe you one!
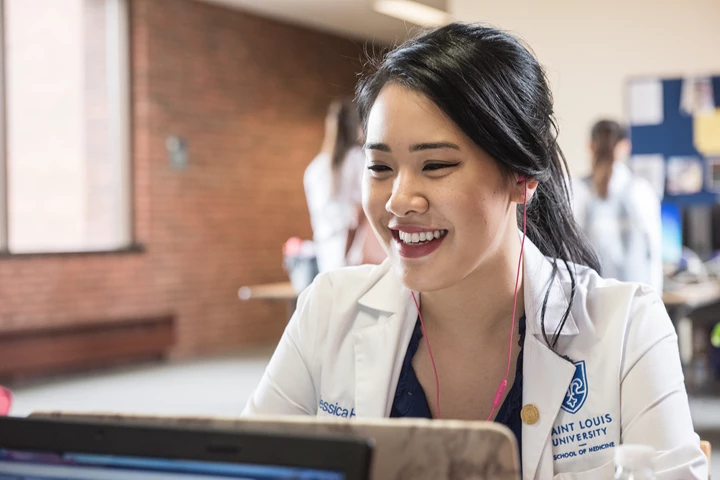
[238,282,298,320]
[662,281,720,308]
[662,281,720,380]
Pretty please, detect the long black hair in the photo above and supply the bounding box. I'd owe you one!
[356,23,600,350]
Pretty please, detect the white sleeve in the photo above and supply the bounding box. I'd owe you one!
[241,274,331,416]
[620,289,707,478]
[633,181,663,293]
[569,176,590,230]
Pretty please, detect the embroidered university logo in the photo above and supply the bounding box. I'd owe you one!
[561,360,588,414]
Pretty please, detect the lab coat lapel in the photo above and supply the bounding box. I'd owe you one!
[354,265,417,417]
[522,334,577,480]
[521,237,580,479]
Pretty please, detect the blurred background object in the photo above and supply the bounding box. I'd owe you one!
[282,236,317,293]
[572,119,663,293]
[304,98,367,273]
[0,386,11,416]
[0,0,717,476]
[303,97,385,274]
[373,0,450,27]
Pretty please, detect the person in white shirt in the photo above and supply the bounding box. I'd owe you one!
[304,98,384,272]
[572,120,663,293]
[247,24,706,479]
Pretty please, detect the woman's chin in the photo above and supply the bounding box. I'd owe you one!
[393,262,450,294]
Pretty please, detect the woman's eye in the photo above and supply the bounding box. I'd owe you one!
[423,162,459,172]
[368,165,392,173]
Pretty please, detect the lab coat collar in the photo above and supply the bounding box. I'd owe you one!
[522,335,577,480]
[522,235,579,337]
[357,259,408,313]
[357,235,580,338]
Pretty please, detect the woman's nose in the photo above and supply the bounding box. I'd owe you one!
[385,175,429,217]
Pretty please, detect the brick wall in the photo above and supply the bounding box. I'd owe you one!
[0,0,365,356]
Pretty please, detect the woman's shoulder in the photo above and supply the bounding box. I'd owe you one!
[556,261,672,342]
[555,257,658,296]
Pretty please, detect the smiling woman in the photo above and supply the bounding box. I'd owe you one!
[243,23,708,480]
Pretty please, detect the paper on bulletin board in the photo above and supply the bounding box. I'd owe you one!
[694,108,720,155]
[629,79,663,126]
[667,156,704,195]
[629,154,665,199]
[681,76,715,116]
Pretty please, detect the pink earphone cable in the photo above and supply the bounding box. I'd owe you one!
[411,291,441,419]
[486,180,528,421]
[411,179,528,421]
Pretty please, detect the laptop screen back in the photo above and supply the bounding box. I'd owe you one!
[0,448,345,480]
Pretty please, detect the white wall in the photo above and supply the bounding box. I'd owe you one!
[450,0,720,175]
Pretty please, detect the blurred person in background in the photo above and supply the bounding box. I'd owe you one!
[572,119,663,293]
[304,98,385,272]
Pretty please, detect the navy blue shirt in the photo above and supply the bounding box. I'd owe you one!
[390,315,526,461]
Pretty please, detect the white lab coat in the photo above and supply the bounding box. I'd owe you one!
[243,236,707,479]
[572,162,663,294]
[303,148,365,273]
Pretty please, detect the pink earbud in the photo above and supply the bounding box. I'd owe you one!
[518,175,526,183]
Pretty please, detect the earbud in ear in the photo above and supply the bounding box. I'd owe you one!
[518,175,526,183]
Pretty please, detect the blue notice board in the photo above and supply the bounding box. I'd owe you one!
[628,76,720,207]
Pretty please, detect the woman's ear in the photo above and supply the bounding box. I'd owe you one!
[512,176,539,204]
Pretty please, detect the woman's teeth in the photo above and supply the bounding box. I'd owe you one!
[398,230,447,245]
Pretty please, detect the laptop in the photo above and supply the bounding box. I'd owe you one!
[29,412,520,480]
[0,416,372,480]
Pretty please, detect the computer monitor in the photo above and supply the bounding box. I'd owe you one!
[0,417,372,480]
[661,202,683,265]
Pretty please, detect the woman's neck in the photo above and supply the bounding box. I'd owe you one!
[418,225,525,340]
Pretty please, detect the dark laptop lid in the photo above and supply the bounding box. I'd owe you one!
[0,416,372,480]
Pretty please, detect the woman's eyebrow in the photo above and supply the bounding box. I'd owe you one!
[363,142,391,152]
[363,142,461,152]
[410,142,461,152]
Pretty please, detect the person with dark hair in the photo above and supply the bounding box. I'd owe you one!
[304,98,385,272]
[246,24,705,479]
[572,120,663,293]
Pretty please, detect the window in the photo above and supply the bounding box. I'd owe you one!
[0,0,131,254]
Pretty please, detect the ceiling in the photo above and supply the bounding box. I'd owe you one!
[201,0,421,43]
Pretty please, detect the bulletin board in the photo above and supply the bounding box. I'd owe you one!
[627,75,720,206]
